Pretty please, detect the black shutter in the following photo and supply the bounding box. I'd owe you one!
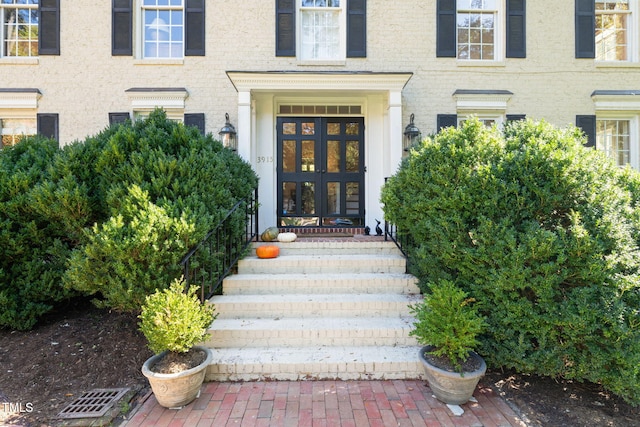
[506,0,526,58]
[109,112,130,125]
[37,113,59,141]
[276,0,295,57]
[347,0,366,58]
[576,115,596,147]
[575,0,595,58]
[184,113,205,136]
[185,0,205,56]
[437,0,456,57]
[437,114,458,131]
[506,114,526,121]
[38,0,60,55]
[112,0,133,56]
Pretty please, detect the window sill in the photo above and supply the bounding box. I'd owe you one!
[0,57,39,65]
[595,61,640,69]
[297,59,347,66]
[456,60,506,68]
[133,59,184,66]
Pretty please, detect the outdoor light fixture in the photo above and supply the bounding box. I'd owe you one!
[219,113,237,151]
[403,113,421,152]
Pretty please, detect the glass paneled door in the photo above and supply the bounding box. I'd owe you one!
[277,117,365,227]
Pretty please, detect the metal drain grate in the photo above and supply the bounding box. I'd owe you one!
[57,388,129,419]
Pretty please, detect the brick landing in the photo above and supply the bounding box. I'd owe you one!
[121,380,528,427]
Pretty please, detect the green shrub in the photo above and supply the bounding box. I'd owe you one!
[139,278,217,354]
[0,137,81,330]
[382,118,640,405]
[0,109,258,329]
[63,109,258,310]
[409,280,486,373]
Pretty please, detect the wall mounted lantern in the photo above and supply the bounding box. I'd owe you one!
[218,113,237,151]
[403,113,422,152]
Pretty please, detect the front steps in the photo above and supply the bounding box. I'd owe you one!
[204,239,425,381]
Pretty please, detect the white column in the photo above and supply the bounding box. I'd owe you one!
[237,91,252,162]
[387,90,403,177]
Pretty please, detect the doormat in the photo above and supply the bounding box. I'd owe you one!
[296,232,354,238]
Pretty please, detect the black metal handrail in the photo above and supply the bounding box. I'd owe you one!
[180,187,258,301]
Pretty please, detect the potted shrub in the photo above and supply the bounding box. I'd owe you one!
[409,280,487,405]
[139,278,217,409]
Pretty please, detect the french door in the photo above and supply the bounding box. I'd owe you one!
[277,117,365,227]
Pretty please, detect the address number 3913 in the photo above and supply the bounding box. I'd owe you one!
[257,156,273,163]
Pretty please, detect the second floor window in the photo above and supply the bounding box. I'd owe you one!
[457,0,499,61]
[142,0,184,59]
[300,0,344,61]
[595,1,632,61]
[1,0,39,58]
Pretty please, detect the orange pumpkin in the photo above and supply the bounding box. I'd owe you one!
[256,245,279,259]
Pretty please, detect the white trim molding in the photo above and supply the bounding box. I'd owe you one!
[0,88,41,109]
[453,89,513,112]
[592,90,640,111]
[226,71,413,93]
[125,87,189,111]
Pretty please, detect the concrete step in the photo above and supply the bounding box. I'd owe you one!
[205,345,425,382]
[222,272,420,295]
[253,240,402,256]
[238,254,407,274]
[206,317,420,348]
[210,293,421,318]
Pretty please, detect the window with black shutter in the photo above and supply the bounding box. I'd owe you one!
[184,113,205,136]
[347,0,366,58]
[112,0,133,56]
[575,0,595,58]
[112,0,204,57]
[576,115,596,147]
[276,0,366,59]
[506,0,526,58]
[506,114,526,122]
[37,113,59,141]
[185,0,205,56]
[437,114,458,131]
[38,0,60,55]
[436,0,457,58]
[109,112,131,125]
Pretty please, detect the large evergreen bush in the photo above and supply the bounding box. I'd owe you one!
[0,110,258,329]
[382,118,640,405]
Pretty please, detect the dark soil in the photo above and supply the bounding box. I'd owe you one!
[1,300,639,426]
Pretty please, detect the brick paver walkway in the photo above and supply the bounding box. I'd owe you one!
[121,380,528,427]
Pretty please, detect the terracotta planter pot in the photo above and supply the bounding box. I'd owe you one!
[142,346,213,409]
[418,345,486,405]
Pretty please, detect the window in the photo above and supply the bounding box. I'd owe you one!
[595,0,633,61]
[1,0,38,58]
[111,0,205,57]
[142,0,183,59]
[596,119,635,166]
[276,0,366,59]
[299,0,344,60]
[457,0,499,60]
[437,0,525,59]
[0,117,36,148]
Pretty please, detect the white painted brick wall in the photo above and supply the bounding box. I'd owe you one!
[1,1,636,143]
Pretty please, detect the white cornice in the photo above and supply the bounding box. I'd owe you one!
[226,71,413,93]
[0,89,41,109]
[453,90,513,111]
[592,91,640,111]
[125,88,188,110]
